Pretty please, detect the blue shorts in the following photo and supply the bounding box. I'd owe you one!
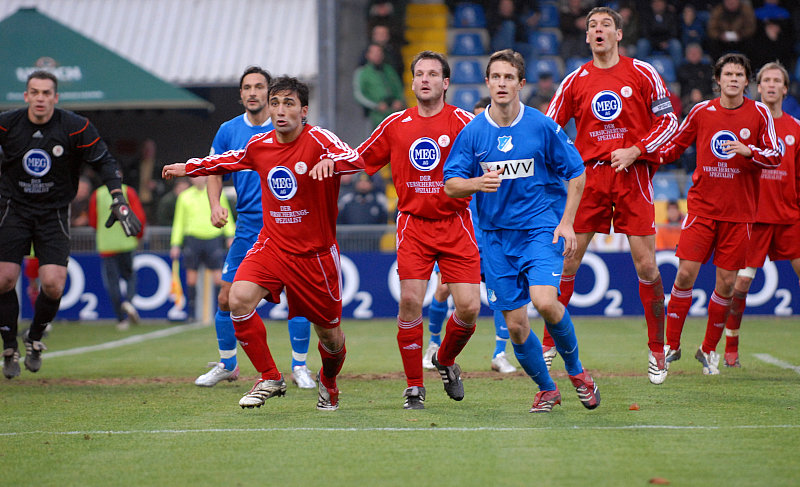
[221,214,261,283]
[482,227,564,311]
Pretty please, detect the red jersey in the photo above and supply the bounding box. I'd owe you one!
[185,124,364,255]
[755,113,800,223]
[659,98,781,222]
[357,104,473,220]
[546,56,678,164]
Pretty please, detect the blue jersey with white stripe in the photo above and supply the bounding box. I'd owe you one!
[444,103,584,231]
[210,113,273,220]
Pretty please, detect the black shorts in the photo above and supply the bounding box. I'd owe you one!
[0,197,70,266]
[182,236,226,271]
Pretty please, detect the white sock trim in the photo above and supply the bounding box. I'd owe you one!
[292,352,308,362]
[219,349,236,359]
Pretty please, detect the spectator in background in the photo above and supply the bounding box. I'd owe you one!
[70,176,93,227]
[559,0,593,60]
[338,172,389,225]
[525,72,557,111]
[354,43,405,128]
[680,4,706,48]
[752,20,795,73]
[156,177,190,226]
[755,0,790,24]
[707,0,757,61]
[361,24,404,78]
[617,3,640,57]
[367,0,406,48]
[89,184,146,330]
[487,0,539,61]
[637,0,683,68]
[678,43,714,108]
[136,139,160,221]
[655,200,683,251]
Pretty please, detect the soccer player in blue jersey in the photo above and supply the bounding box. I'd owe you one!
[443,50,600,412]
[194,66,315,389]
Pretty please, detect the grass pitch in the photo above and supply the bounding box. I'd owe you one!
[2,316,798,486]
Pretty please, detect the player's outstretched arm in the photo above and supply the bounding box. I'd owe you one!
[206,175,228,228]
[310,158,335,180]
[162,163,187,180]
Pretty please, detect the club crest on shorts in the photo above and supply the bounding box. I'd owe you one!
[710,130,737,160]
[22,148,51,177]
[408,137,440,171]
[497,136,513,153]
[267,166,298,200]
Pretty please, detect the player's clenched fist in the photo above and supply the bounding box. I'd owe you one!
[162,163,187,180]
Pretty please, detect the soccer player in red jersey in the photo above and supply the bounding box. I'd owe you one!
[357,51,481,409]
[658,54,781,376]
[545,7,678,384]
[722,61,800,368]
[162,77,364,410]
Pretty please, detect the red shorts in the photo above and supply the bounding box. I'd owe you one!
[746,222,800,268]
[574,161,656,236]
[676,214,751,271]
[234,239,342,328]
[396,209,481,283]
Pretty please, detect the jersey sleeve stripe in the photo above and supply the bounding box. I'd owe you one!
[545,68,579,121]
[659,100,709,154]
[69,120,90,137]
[356,110,405,154]
[76,137,100,148]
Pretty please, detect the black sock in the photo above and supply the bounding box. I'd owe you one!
[29,291,60,341]
[0,289,19,349]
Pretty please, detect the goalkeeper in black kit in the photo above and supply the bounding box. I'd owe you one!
[0,70,141,379]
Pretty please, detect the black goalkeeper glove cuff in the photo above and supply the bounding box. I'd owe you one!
[105,192,142,237]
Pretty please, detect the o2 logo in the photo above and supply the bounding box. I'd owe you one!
[267,166,297,200]
[408,137,441,171]
[591,90,622,122]
[710,130,737,160]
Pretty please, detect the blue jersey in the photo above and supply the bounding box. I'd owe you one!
[444,103,584,231]
[210,113,273,220]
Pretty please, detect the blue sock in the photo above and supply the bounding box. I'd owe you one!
[288,316,311,368]
[428,297,448,346]
[493,310,509,357]
[546,309,583,376]
[215,309,237,370]
[512,331,556,391]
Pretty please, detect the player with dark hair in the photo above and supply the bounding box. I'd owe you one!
[444,49,599,413]
[545,6,678,385]
[163,77,364,410]
[722,61,800,368]
[659,53,781,376]
[1,70,141,379]
[357,50,481,409]
[194,66,316,390]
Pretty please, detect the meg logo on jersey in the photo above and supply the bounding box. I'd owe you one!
[408,137,441,171]
[710,130,737,160]
[22,149,51,177]
[591,90,622,122]
[267,166,298,200]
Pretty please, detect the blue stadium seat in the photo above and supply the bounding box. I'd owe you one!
[451,59,484,84]
[527,57,563,83]
[451,32,486,56]
[683,172,694,197]
[646,55,676,83]
[652,173,681,200]
[450,87,482,111]
[565,56,591,74]
[529,30,560,57]
[538,3,559,28]
[453,3,486,28]
[794,55,800,81]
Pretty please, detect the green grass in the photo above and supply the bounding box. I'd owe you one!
[2,316,799,486]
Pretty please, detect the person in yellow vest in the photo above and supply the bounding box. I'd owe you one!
[170,176,235,321]
[89,183,147,330]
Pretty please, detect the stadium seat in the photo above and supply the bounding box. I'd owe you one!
[450,31,486,56]
[565,56,591,74]
[652,173,681,200]
[538,3,559,28]
[452,3,487,28]
[527,57,564,83]
[528,30,560,57]
[646,55,677,83]
[450,87,482,111]
[451,59,485,84]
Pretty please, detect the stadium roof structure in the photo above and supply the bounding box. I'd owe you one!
[0,8,213,111]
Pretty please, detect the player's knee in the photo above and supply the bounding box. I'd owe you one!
[398,295,423,319]
[227,291,250,317]
[454,299,480,322]
[634,261,660,281]
[39,280,64,300]
[533,299,562,324]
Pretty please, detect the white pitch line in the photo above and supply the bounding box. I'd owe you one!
[753,353,800,375]
[45,321,209,359]
[2,424,799,437]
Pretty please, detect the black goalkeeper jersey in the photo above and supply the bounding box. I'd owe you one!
[0,107,121,209]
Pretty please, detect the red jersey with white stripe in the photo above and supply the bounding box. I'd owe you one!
[357,104,473,220]
[755,113,800,223]
[185,124,364,255]
[659,98,781,222]
[546,56,678,164]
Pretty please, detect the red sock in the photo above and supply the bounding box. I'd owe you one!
[543,274,575,348]
[702,291,731,354]
[640,276,666,353]
[666,285,692,350]
[318,339,346,390]
[725,291,746,353]
[397,316,424,387]
[231,310,280,380]
[437,313,476,366]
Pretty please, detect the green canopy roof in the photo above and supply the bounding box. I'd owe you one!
[0,8,212,111]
